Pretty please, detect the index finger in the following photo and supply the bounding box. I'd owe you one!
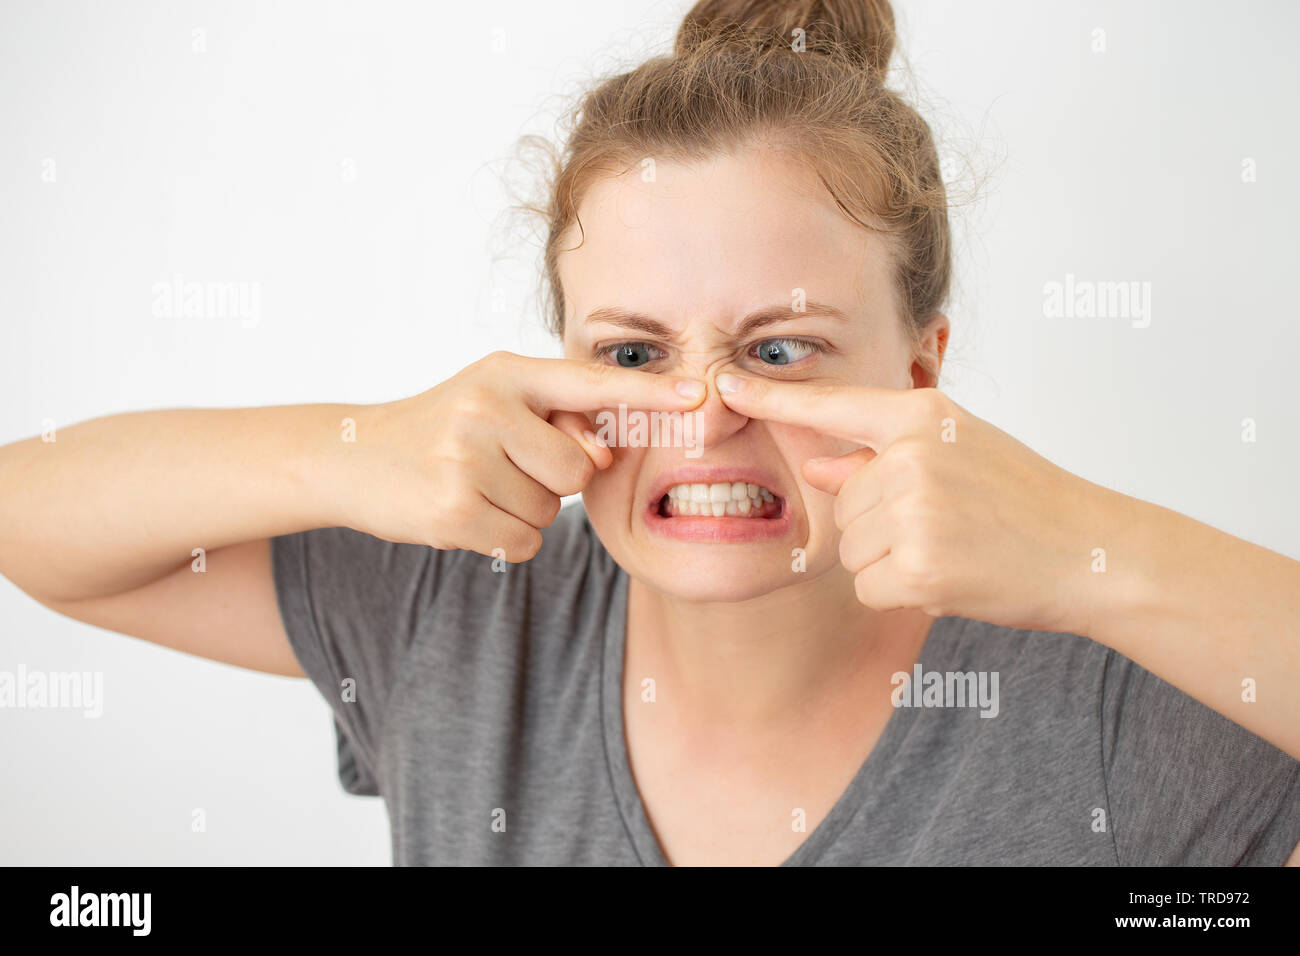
[713,372,918,449]
[513,356,707,415]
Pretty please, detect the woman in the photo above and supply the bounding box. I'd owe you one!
[2,0,1297,866]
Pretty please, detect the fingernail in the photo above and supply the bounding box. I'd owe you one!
[675,380,706,400]
[716,373,742,395]
[582,429,605,447]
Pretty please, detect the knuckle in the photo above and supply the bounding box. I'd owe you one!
[901,472,939,512]
[894,547,936,596]
[585,359,613,381]
[839,461,874,496]
[887,437,931,476]
[552,451,595,496]
[512,528,544,561]
[911,384,939,406]
[583,361,616,395]
[464,351,502,380]
[838,531,858,571]
[805,382,837,402]
[832,495,854,532]
[430,428,469,460]
[920,387,957,421]
[525,492,563,528]
[482,349,517,368]
[888,492,930,536]
[853,570,880,608]
[444,496,478,528]
[451,384,498,422]
[429,452,473,489]
[438,475,481,526]
[465,351,520,390]
[921,599,952,619]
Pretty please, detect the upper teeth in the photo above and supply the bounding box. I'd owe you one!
[663,482,775,517]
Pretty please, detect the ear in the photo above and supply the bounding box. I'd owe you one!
[910,312,950,389]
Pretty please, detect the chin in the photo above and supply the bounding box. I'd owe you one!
[633,557,800,605]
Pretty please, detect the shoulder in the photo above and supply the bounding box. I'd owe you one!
[1096,643,1300,864]
[932,617,1300,864]
[917,618,1300,864]
[397,498,623,681]
[1096,643,1299,780]
[275,499,615,624]
[269,499,621,797]
[921,616,1111,714]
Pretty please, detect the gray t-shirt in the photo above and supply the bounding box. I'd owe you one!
[271,501,1300,865]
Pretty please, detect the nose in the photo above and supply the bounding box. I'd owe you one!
[693,377,751,452]
[670,360,751,455]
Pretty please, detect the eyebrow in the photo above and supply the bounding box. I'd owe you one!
[582,302,848,340]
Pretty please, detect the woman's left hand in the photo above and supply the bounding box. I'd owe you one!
[714,372,1117,634]
[715,370,1300,764]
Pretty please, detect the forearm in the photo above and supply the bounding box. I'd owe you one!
[1076,486,1300,760]
[0,404,357,602]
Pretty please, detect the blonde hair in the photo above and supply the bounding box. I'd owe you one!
[524,0,951,361]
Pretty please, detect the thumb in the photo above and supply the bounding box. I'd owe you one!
[802,446,877,496]
[548,409,614,470]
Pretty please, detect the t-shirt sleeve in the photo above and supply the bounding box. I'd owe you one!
[1100,648,1300,865]
[270,526,459,796]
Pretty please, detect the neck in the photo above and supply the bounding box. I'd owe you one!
[626,566,935,733]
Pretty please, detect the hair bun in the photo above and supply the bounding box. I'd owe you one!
[674,0,896,77]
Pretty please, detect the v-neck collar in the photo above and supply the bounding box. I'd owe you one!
[600,566,955,867]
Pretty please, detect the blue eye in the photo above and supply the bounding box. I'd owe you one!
[753,338,819,366]
[597,342,664,368]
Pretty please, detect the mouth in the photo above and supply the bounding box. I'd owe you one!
[656,482,783,519]
[642,469,791,543]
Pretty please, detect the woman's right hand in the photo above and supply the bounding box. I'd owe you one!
[345,350,706,560]
[0,350,706,675]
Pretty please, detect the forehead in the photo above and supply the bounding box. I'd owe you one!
[556,150,894,330]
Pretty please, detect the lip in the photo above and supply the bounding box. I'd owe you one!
[642,464,793,543]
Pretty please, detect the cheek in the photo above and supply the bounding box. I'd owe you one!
[580,446,647,520]
[769,424,859,474]
[768,422,858,524]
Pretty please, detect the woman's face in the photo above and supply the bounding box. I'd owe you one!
[558,148,946,603]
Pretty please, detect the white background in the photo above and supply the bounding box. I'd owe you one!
[1,0,1296,864]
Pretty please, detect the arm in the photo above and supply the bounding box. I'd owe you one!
[0,353,704,676]
[0,405,360,674]
[710,373,1300,762]
[0,405,355,602]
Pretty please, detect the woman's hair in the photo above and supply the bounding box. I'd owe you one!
[526,0,951,361]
